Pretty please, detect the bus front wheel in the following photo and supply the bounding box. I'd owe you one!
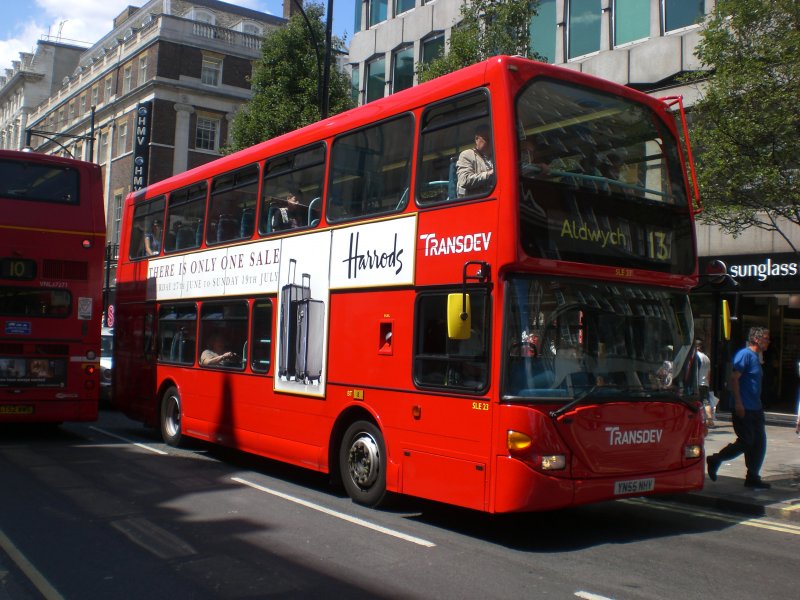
[160,386,182,447]
[339,421,386,507]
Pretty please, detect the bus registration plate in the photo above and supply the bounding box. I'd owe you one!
[614,478,655,495]
[0,405,34,415]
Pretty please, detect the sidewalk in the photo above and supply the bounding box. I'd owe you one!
[665,414,800,522]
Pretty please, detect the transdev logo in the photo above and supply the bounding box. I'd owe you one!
[605,426,663,446]
[419,232,492,256]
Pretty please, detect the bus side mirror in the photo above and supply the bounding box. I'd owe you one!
[447,293,471,340]
[721,299,731,341]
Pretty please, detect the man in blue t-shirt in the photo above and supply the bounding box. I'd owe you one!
[706,327,771,489]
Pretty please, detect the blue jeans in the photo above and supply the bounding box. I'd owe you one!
[714,409,767,481]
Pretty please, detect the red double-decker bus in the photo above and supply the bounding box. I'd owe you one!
[114,56,705,512]
[0,150,106,423]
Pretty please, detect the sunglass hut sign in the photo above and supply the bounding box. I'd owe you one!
[720,254,800,290]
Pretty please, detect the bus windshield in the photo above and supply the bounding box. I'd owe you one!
[503,278,695,402]
[516,78,694,274]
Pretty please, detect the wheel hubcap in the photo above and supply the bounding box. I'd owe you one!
[165,395,180,437]
[347,433,380,489]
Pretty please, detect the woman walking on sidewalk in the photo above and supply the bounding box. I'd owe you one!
[706,327,771,489]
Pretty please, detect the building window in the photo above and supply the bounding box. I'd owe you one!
[421,34,444,65]
[99,131,109,163]
[78,95,86,116]
[113,193,123,245]
[195,116,220,151]
[392,46,414,93]
[366,56,385,103]
[68,101,76,121]
[191,8,216,38]
[117,122,128,155]
[530,0,557,63]
[201,56,222,86]
[568,0,601,59]
[368,0,387,27]
[350,65,360,104]
[139,55,148,85]
[663,0,704,33]
[191,9,215,24]
[123,64,132,94]
[395,0,414,15]
[240,22,262,36]
[614,0,650,46]
[354,0,362,32]
[105,75,113,101]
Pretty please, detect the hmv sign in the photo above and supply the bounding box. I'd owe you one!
[131,101,152,191]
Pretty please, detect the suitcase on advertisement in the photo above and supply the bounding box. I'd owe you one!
[279,259,310,379]
[294,294,325,383]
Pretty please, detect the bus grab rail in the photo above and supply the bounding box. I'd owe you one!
[659,95,702,216]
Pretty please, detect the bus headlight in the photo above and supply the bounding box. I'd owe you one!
[540,455,566,470]
[685,444,702,459]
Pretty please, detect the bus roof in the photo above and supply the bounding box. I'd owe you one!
[132,55,672,202]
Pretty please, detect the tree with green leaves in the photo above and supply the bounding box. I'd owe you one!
[228,3,353,152]
[417,0,542,83]
[691,0,800,243]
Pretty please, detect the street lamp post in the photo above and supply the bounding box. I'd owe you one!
[291,0,334,119]
[25,106,96,161]
[321,0,334,119]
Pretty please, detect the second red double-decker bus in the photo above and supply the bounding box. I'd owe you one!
[114,56,705,512]
[0,150,106,423]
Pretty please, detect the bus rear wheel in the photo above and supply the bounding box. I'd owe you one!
[339,421,386,507]
[160,386,182,447]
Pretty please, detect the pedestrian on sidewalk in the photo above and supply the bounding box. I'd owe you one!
[695,339,713,426]
[706,326,771,489]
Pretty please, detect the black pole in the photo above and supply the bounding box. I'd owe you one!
[321,0,334,119]
[103,244,112,327]
[89,106,96,162]
[292,0,324,118]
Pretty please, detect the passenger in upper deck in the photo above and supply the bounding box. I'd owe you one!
[144,220,162,256]
[271,190,306,231]
[456,124,495,197]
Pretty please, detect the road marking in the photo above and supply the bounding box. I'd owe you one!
[89,426,169,455]
[0,528,65,600]
[626,498,800,535]
[575,592,616,600]
[111,517,197,559]
[232,476,436,548]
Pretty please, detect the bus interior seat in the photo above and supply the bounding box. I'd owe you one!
[240,208,254,238]
[448,157,457,200]
[216,214,238,242]
[175,226,195,250]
